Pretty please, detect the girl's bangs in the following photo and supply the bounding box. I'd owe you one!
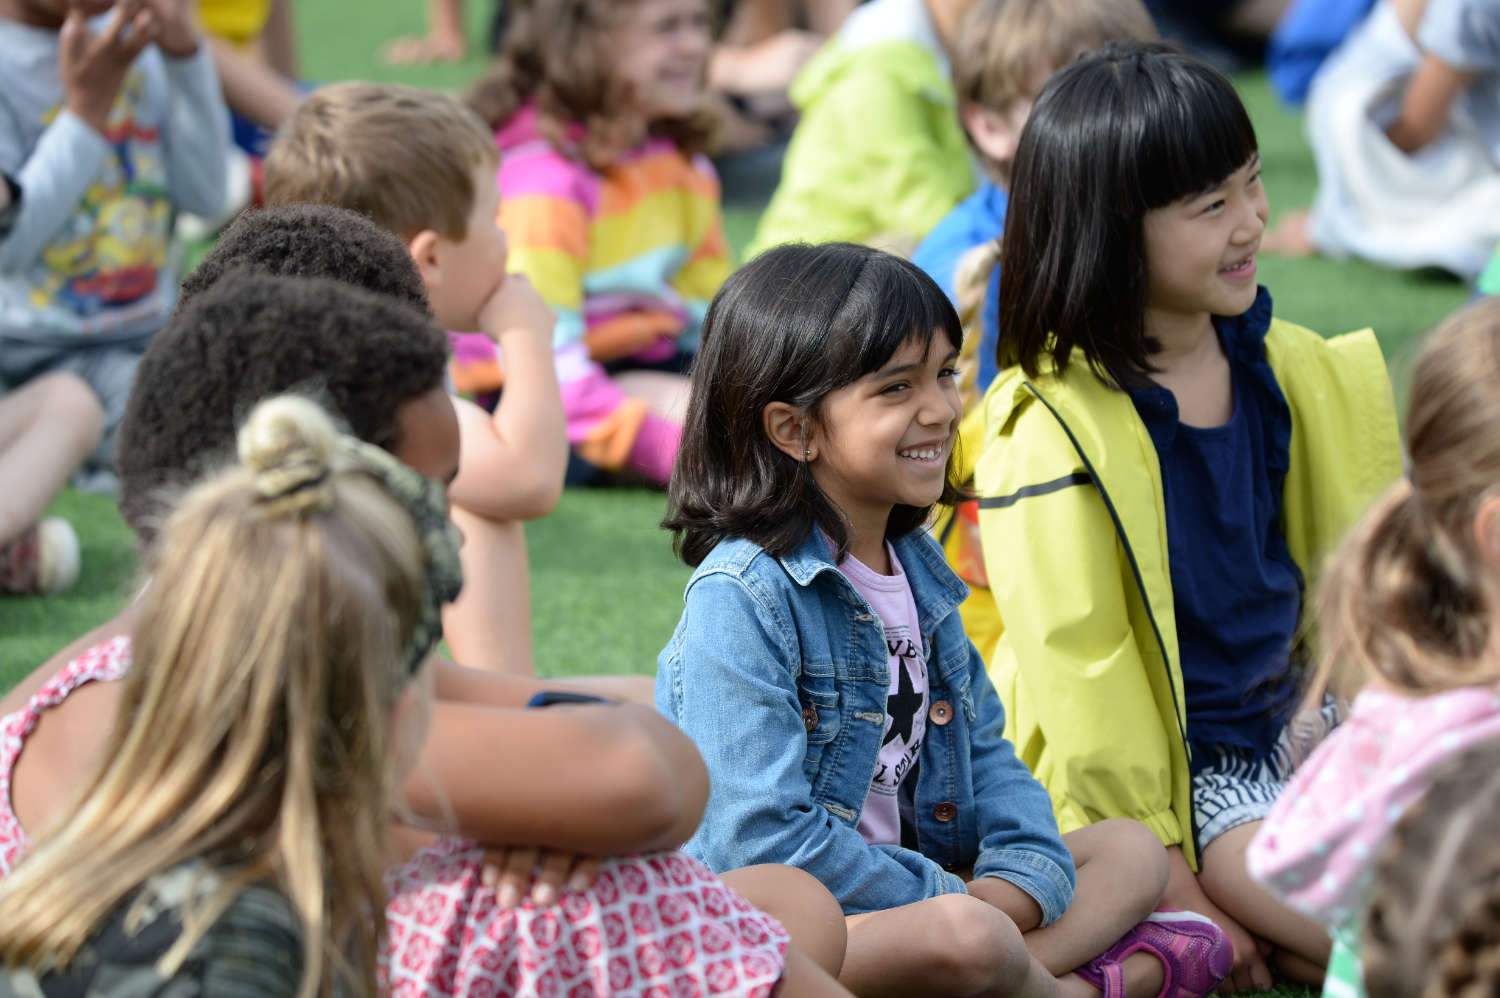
[1133,69,1258,210]
[836,259,966,384]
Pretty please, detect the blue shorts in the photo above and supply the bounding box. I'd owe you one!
[1190,698,1343,849]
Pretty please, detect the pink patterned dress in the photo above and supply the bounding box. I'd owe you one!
[0,639,792,997]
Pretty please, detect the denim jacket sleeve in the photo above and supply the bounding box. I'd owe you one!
[657,570,968,914]
[962,640,1077,925]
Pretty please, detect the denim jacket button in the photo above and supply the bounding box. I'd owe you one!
[802,706,819,731]
[928,700,952,725]
[933,801,958,822]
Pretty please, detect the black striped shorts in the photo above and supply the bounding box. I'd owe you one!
[1190,697,1343,848]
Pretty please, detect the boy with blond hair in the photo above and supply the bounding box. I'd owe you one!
[913,0,1156,663]
[265,81,566,676]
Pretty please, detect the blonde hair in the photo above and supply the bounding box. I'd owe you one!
[0,396,429,997]
[1365,738,1500,998]
[266,82,498,240]
[1315,297,1500,701]
[952,0,1157,181]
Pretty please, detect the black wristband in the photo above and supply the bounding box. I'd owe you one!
[526,690,610,708]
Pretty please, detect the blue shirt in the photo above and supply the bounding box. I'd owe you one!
[1126,291,1304,770]
[912,180,1008,394]
[656,528,1075,921]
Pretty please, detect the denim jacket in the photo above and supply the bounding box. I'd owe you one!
[656,529,1076,920]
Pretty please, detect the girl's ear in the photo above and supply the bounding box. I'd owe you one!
[406,229,444,292]
[763,402,815,462]
[1474,494,1500,572]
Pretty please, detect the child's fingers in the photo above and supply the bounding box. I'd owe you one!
[529,850,578,907]
[121,6,160,57]
[481,845,539,909]
[59,9,90,65]
[568,855,602,893]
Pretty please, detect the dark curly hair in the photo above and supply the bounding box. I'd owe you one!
[180,203,431,315]
[117,271,450,550]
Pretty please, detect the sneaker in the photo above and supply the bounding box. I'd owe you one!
[1074,909,1234,998]
[0,518,81,596]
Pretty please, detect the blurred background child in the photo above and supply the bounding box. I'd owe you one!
[0,0,229,483]
[464,0,730,489]
[265,82,567,675]
[1263,0,1500,280]
[0,394,444,996]
[746,0,978,256]
[1249,296,1500,998]
[977,43,1402,991]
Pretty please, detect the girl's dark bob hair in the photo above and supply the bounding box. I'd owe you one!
[996,41,1259,386]
[665,242,966,567]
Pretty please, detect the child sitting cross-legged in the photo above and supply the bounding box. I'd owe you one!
[659,242,1234,998]
[264,82,567,675]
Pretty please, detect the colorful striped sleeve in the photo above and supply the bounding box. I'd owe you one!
[496,147,596,350]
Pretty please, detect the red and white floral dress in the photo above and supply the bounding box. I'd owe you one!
[1,639,792,997]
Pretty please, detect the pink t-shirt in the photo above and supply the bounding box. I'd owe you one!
[1249,682,1500,927]
[841,544,930,846]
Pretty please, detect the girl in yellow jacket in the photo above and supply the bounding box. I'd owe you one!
[975,42,1403,995]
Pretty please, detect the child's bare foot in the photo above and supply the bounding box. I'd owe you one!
[1262,211,1317,257]
[381,32,467,66]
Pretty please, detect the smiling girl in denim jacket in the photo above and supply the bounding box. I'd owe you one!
[656,242,1233,998]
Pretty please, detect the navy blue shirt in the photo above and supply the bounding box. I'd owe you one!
[1127,290,1303,772]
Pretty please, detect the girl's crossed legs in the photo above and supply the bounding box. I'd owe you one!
[840,819,1173,998]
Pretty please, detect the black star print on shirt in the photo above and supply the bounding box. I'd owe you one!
[883,659,923,747]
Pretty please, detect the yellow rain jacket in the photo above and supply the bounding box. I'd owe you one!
[972,316,1401,869]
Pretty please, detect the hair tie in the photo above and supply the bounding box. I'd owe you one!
[337,437,463,674]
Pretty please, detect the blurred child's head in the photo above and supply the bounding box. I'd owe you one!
[181,203,432,316]
[666,242,966,567]
[1364,738,1500,998]
[0,0,115,29]
[1316,297,1500,700]
[117,272,456,553]
[952,0,1156,185]
[0,394,453,997]
[995,42,1261,386]
[466,0,715,171]
[264,82,505,331]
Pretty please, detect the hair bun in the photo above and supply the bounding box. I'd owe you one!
[237,396,339,509]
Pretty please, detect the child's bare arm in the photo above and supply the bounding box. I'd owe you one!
[1387,52,1472,153]
[447,274,567,521]
[204,33,301,129]
[400,697,710,854]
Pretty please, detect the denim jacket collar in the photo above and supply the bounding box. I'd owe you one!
[772,529,969,639]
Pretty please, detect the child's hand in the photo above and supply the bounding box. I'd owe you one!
[477,273,555,347]
[479,845,601,908]
[60,0,159,133]
[138,0,201,58]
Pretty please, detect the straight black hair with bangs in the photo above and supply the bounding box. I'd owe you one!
[995,41,1259,385]
[665,242,967,567]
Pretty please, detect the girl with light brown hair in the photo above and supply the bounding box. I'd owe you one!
[1250,295,1500,998]
[0,394,457,997]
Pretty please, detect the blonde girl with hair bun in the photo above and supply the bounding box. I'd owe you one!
[0,394,460,998]
[1250,296,1500,998]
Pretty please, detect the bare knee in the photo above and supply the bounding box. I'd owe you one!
[722,864,846,976]
[32,372,105,452]
[1069,818,1169,905]
[924,893,1034,996]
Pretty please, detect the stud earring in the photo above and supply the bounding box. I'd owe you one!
[803,448,812,459]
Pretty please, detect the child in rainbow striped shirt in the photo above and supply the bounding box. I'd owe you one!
[462,0,732,486]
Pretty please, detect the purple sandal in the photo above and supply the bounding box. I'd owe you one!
[1074,909,1234,998]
